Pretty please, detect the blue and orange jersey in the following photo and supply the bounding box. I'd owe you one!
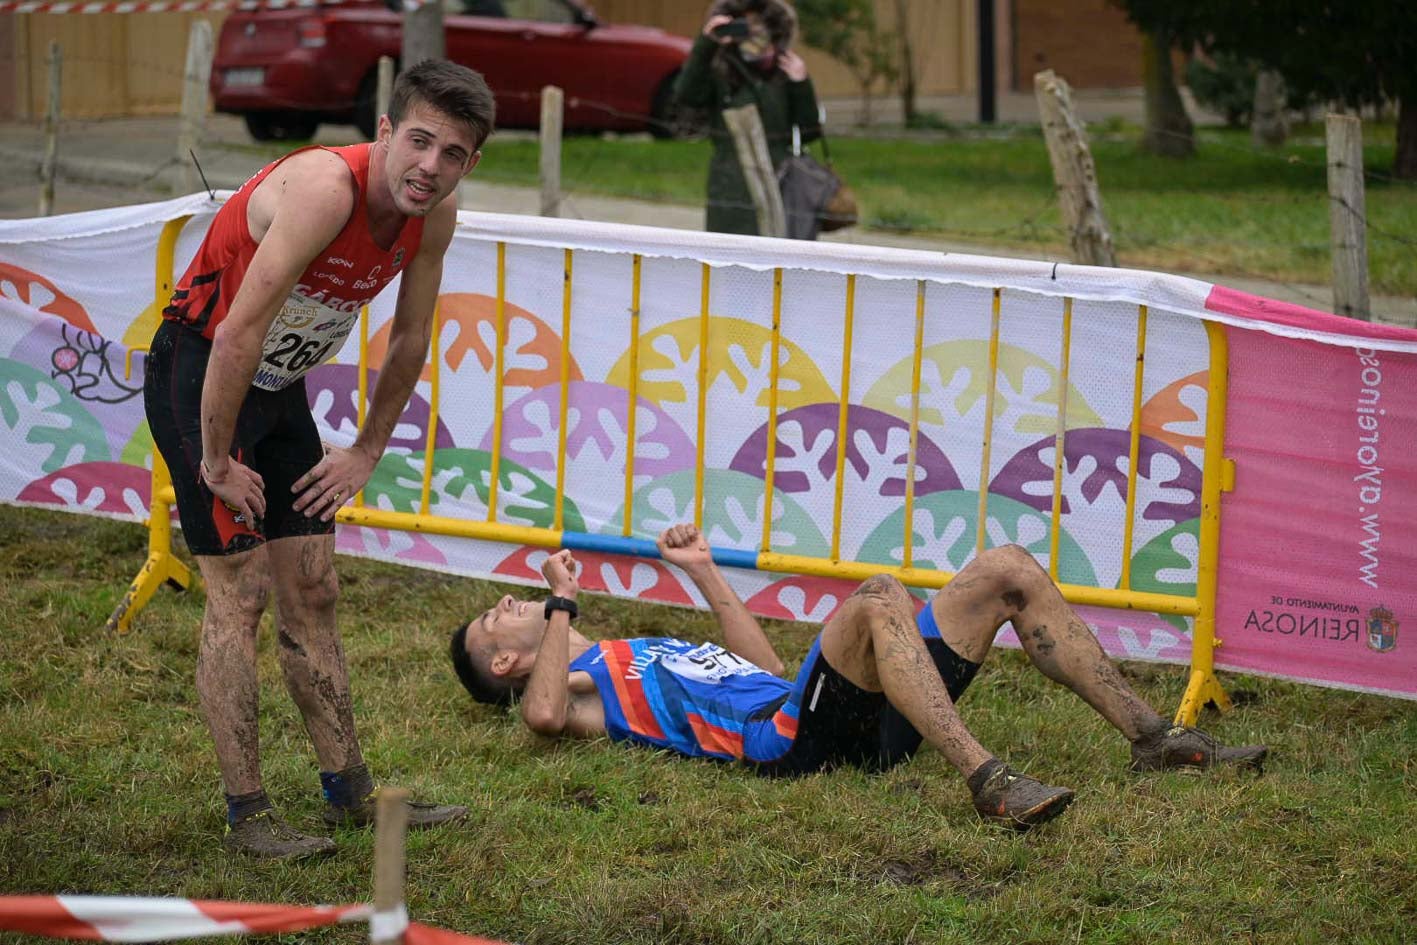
[570,638,798,763]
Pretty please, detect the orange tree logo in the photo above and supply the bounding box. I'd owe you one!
[0,262,97,333]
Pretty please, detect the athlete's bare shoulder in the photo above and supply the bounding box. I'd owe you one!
[247,148,357,243]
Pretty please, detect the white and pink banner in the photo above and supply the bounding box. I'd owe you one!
[0,895,503,945]
[0,194,1412,701]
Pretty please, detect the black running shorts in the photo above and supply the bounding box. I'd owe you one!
[143,319,333,556]
[749,629,981,778]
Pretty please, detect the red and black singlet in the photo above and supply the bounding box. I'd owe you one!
[163,143,425,391]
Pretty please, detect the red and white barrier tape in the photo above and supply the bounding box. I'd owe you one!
[0,0,348,12]
[0,897,504,945]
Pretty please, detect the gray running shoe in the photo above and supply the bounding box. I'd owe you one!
[969,764,1075,830]
[322,790,468,829]
[224,809,337,860]
[1129,725,1268,772]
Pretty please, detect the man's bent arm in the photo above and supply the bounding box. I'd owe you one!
[658,525,784,675]
[353,196,456,463]
[202,156,355,476]
[689,561,784,676]
[520,607,576,736]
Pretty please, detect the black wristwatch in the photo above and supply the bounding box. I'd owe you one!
[544,595,578,620]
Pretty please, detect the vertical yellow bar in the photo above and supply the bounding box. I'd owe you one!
[1176,320,1232,724]
[1120,304,1148,589]
[1048,297,1074,580]
[487,242,508,522]
[976,288,1002,555]
[418,301,441,516]
[830,275,856,563]
[355,304,369,508]
[554,249,573,532]
[760,268,784,553]
[902,281,926,570]
[694,263,710,530]
[622,254,642,538]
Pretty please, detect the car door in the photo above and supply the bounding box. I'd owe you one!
[446,0,607,130]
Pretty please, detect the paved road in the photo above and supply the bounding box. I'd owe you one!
[2,113,1412,326]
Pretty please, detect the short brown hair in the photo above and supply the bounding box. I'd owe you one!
[389,59,496,149]
[448,618,520,706]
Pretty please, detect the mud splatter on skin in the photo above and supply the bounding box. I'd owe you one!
[1001,589,1027,612]
[195,566,271,793]
[277,627,306,656]
[1029,624,1056,657]
[197,632,263,792]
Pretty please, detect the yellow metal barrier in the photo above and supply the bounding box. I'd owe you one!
[1174,320,1233,725]
[105,215,199,634]
[113,230,1234,724]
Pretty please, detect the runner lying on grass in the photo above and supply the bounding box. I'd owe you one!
[449,525,1267,829]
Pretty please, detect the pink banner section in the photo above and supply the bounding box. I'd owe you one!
[1214,292,1417,699]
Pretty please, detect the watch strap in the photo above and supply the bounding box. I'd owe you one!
[544,595,578,620]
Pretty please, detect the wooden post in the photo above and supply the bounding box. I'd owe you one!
[539,85,564,217]
[1326,113,1370,321]
[375,55,395,131]
[722,104,785,238]
[38,41,61,217]
[38,41,62,216]
[370,788,410,945]
[1034,69,1116,267]
[402,0,444,69]
[176,20,215,195]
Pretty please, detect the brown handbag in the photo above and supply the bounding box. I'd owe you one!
[820,177,858,232]
[778,126,857,239]
[811,129,856,232]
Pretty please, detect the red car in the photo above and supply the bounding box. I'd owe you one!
[211,0,694,141]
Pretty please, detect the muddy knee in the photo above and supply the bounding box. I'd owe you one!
[971,545,1051,613]
[852,573,912,609]
[203,564,272,634]
[279,563,340,621]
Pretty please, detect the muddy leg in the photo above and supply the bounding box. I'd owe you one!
[194,546,272,795]
[967,546,1166,741]
[268,534,363,772]
[821,574,993,778]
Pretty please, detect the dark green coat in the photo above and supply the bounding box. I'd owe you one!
[673,35,822,236]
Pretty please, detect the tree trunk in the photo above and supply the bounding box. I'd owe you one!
[1396,97,1417,180]
[893,0,916,125]
[1141,31,1194,158]
[1251,70,1287,149]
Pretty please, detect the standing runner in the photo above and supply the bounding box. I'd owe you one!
[144,59,494,859]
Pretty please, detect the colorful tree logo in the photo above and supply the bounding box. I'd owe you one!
[605,317,837,422]
[730,403,961,498]
[857,490,1097,586]
[612,469,829,557]
[0,261,97,334]
[366,292,579,389]
[365,447,585,533]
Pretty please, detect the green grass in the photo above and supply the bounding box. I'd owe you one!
[1,503,1414,944]
[465,123,1417,297]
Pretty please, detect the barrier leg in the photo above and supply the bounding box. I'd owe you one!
[106,452,197,634]
[1173,561,1229,725]
[1175,322,1233,726]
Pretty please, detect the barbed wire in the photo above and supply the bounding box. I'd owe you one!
[1143,125,1417,190]
[6,94,1414,308]
[1330,194,1417,250]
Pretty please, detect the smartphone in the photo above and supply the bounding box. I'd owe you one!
[713,18,751,39]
